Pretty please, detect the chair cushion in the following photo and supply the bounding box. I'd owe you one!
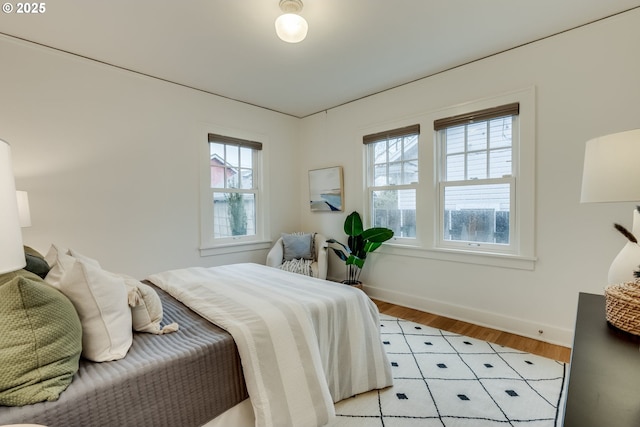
[282,233,314,261]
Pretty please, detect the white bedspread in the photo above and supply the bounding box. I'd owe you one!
[147,263,392,427]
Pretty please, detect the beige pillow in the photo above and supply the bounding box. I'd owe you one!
[122,277,179,335]
[44,245,132,362]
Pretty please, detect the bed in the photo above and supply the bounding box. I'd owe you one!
[0,282,248,427]
[0,249,392,427]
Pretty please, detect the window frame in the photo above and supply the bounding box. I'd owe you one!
[363,87,536,270]
[435,109,520,254]
[364,124,421,245]
[199,128,271,256]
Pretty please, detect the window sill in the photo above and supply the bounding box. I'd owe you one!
[200,239,272,257]
[380,243,536,270]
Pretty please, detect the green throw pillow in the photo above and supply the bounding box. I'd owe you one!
[0,270,82,406]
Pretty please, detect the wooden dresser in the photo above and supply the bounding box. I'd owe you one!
[563,292,640,426]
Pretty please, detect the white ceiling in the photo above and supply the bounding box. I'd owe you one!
[1,1,639,118]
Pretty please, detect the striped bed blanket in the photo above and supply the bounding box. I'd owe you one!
[147,262,392,427]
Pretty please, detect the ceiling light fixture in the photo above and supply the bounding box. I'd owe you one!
[275,0,308,43]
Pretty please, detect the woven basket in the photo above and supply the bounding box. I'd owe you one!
[605,280,640,335]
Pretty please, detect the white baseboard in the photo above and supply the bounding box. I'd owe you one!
[365,285,574,348]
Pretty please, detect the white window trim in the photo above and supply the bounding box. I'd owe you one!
[198,124,270,257]
[364,87,536,270]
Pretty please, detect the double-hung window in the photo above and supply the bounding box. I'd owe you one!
[362,89,534,268]
[206,133,261,242]
[435,103,519,253]
[364,125,420,239]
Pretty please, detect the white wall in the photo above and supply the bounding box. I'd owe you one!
[2,9,638,347]
[0,35,301,278]
[299,9,640,346]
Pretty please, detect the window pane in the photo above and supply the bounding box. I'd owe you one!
[388,138,401,161]
[210,143,257,190]
[403,135,419,160]
[226,145,239,168]
[388,162,402,185]
[374,140,387,163]
[403,160,418,184]
[227,171,239,189]
[446,126,465,154]
[446,154,465,181]
[489,148,512,178]
[467,122,487,151]
[209,164,222,189]
[240,146,253,169]
[374,163,387,186]
[442,117,514,183]
[210,142,225,159]
[467,151,487,180]
[443,183,510,244]
[213,192,256,238]
[489,117,512,149]
[373,189,416,238]
[239,168,253,189]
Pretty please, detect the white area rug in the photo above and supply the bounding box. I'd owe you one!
[329,314,567,427]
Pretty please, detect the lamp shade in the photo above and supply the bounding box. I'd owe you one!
[16,190,31,227]
[0,140,25,274]
[581,129,640,203]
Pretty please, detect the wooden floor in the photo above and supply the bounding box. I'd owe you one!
[373,299,572,363]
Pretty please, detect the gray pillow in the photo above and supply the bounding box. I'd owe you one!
[282,233,314,261]
[24,246,50,279]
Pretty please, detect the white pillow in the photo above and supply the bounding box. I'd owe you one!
[122,276,178,335]
[44,244,74,285]
[44,245,133,362]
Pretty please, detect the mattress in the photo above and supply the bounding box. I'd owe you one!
[0,284,248,427]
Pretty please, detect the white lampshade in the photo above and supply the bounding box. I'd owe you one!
[581,129,640,283]
[275,13,308,43]
[16,190,31,227]
[0,140,26,274]
[581,129,640,203]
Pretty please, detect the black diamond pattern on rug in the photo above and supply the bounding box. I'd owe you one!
[330,314,567,426]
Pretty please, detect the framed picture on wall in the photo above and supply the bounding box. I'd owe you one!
[309,166,344,212]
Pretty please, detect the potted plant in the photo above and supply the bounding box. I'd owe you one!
[327,211,394,286]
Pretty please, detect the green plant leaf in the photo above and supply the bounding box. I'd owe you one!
[327,211,395,284]
[348,234,363,252]
[364,241,382,253]
[361,227,394,243]
[326,238,351,254]
[329,247,348,262]
[344,211,363,237]
[346,255,365,269]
